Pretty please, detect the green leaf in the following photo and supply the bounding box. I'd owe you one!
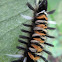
[54,1,62,34]
[0,0,34,62]
[0,0,62,62]
[47,0,62,58]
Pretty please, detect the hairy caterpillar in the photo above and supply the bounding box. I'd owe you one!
[7,0,56,62]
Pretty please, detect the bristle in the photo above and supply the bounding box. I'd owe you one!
[6,54,23,58]
[12,59,22,62]
[47,10,55,14]
[23,57,27,62]
[21,29,32,33]
[44,42,54,47]
[19,35,30,39]
[18,39,28,45]
[23,24,32,27]
[37,55,48,62]
[12,57,24,62]
[21,14,33,20]
[48,20,56,24]
[43,50,52,55]
[26,2,35,11]
[46,35,55,38]
[46,27,56,30]
[17,46,27,51]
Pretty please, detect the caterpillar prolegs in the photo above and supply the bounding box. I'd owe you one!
[9,0,56,62]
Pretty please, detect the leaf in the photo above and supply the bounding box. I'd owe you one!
[48,0,61,10]
[0,0,62,62]
[54,1,62,34]
[0,0,34,62]
[47,0,62,58]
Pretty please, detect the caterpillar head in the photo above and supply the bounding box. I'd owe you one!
[37,0,47,12]
[26,0,48,14]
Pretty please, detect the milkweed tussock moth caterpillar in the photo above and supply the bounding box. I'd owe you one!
[7,0,56,62]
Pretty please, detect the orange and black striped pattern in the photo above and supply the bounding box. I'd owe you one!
[27,13,48,61]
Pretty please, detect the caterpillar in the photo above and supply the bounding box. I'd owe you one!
[8,0,56,62]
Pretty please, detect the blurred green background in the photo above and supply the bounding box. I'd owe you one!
[0,0,62,62]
